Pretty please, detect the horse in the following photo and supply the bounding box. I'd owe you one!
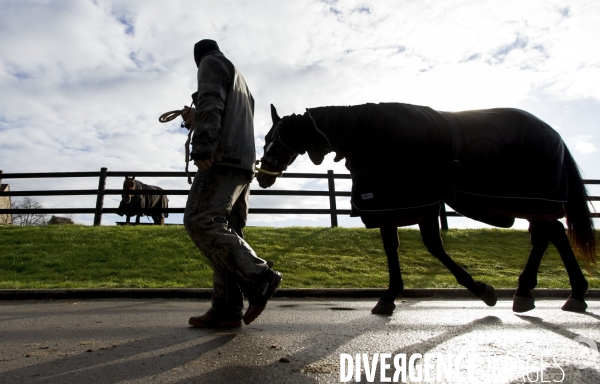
[256,103,596,314]
[116,176,169,225]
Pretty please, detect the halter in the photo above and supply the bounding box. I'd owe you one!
[122,177,137,204]
[257,120,298,175]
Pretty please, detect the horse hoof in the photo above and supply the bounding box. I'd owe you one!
[371,300,395,315]
[562,297,587,313]
[513,295,535,312]
[476,284,497,307]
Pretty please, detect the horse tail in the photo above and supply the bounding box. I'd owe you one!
[563,145,597,265]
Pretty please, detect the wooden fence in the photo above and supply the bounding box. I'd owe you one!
[0,169,598,229]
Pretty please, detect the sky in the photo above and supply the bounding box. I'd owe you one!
[0,0,599,229]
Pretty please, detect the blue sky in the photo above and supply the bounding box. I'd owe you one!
[0,0,599,228]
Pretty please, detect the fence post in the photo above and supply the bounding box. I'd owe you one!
[93,167,108,226]
[327,170,338,227]
[439,202,448,231]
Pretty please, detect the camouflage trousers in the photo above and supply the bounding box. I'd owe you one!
[184,166,269,316]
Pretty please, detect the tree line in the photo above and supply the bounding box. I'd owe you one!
[4,197,74,226]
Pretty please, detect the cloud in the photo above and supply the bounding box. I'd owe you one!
[1,0,599,227]
[567,135,598,155]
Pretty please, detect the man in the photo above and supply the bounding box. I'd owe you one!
[181,39,282,328]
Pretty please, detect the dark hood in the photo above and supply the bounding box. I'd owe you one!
[194,39,220,66]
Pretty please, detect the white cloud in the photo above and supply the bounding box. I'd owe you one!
[567,135,598,155]
[1,0,599,227]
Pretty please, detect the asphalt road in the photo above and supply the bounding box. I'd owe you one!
[1,297,600,383]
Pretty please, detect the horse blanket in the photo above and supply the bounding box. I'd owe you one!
[307,103,567,228]
[116,181,169,219]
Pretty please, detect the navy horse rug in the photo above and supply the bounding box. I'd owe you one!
[294,103,569,228]
[257,102,596,313]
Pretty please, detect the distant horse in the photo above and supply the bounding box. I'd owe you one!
[117,176,168,225]
[257,103,596,314]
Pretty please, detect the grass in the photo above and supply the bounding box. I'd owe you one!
[0,225,598,289]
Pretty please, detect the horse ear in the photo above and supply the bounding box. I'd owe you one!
[270,104,281,124]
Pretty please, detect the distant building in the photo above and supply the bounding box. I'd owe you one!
[0,184,11,224]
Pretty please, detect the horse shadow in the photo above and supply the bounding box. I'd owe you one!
[178,305,504,383]
[581,311,600,322]
[516,314,600,348]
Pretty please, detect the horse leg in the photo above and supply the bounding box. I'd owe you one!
[135,214,141,224]
[418,218,497,306]
[513,221,550,312]
[126,215,131,224]
[150,215,161,225]
[548,220,589,312]
[372,226,403,315]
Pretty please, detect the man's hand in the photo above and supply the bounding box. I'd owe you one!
[194,158,213,171]
[181,106,195,128]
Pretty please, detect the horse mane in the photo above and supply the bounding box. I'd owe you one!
[280,110,332,165]
[133,180,164,192]
[280,113,311,154]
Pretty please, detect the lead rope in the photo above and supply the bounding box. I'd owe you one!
[160,107,280,180]
[159,107,195,184]
[256,167,281,176]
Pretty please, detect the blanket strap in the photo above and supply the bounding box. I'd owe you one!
[440,112,463,202]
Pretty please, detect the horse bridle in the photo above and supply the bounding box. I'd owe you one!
[122,178,135,204]
[258,121,298,175]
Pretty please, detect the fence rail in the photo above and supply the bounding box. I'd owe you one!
[1,169,598,229]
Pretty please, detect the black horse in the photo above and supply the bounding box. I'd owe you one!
[116,176,169,225]
[257,103,596,314]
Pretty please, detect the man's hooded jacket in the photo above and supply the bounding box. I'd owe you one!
[190,40,255,172]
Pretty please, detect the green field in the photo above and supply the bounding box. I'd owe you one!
[0,225,598,289]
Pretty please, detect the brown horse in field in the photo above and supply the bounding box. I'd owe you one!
[117,176,168,225]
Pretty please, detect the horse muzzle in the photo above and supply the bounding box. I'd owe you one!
[257,171,279,189]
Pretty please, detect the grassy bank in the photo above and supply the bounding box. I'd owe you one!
[0,225,598,289]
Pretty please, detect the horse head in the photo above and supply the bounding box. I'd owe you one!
[122,176,136,203]
[257,104,331,188]
[257,105,298,188]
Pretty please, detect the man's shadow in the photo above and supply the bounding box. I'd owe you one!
[181,303,504,384]
[1,320,238,383]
